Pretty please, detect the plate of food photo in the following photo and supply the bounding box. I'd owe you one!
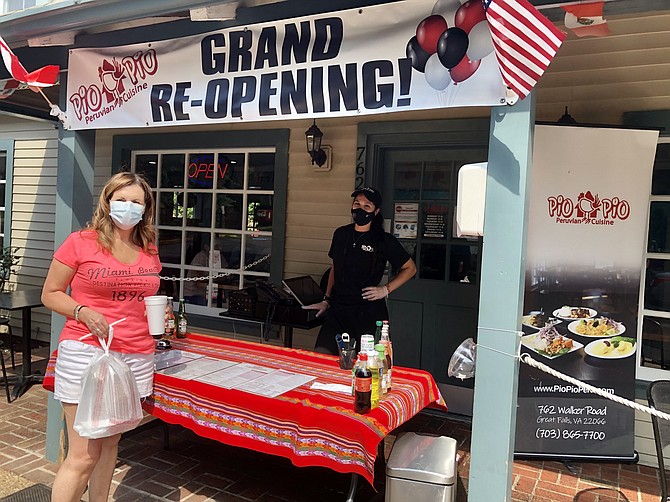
[568,317,625,338]
[521,312,562,330]
[521,325,583,359]
[584,337,636,359]
[552,306,597,321]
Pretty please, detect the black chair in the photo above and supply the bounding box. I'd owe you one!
[0,317,15,369]
[0,340,11,403]
[647,380,670,501]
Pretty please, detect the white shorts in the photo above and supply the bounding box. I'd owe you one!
[54,340,154,404]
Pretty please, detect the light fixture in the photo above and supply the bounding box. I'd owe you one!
[557,106,578,125]
[305,119,328,167]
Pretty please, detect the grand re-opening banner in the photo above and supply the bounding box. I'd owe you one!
[64,0,507,130]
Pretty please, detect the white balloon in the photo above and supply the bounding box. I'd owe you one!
[431,0,462,27]
[424,54,452,90]
[466,21,494,61]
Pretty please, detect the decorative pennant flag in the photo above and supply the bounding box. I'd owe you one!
[483,0,567,100]
[561,1,610,38]
[0,78,22,99]
[0,35,59,87]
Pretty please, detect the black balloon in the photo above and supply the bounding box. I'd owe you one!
[406,36,430,73]
[436,27,469,70]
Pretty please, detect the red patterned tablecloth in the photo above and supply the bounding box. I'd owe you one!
[43,333,446,485]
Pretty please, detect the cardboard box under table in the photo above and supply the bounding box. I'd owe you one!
[385,432,458,502]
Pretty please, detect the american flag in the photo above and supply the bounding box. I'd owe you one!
[483,0,566,99]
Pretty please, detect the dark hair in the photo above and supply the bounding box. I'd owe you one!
[370,211,387,277]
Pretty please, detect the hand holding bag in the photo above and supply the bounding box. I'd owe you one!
[73,327,144,439]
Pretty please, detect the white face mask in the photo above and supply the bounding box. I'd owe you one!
[110,200,145,230]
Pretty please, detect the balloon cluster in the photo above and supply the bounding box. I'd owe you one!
[406,0,494,90]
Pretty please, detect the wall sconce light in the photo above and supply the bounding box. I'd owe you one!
[305,119,328,168]
[557,106,578,125]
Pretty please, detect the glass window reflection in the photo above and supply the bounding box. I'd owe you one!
[651,144,670,196]
[247,194,273,231]
[449,244,478,283]
[217,153,244,189]
[161,154,185,188]
[245,235,271,272]
[394,162,421,200]
[423,162,451,200]
[185,193,212,228]
[641,316,670,369]
[216,194,243,230]
[158,229,182,265]
[645,259,670,311]
[216,233,242,269]
[135,154,158,187]
[248,153,275,190]
[648,201,670,253]
[420,243,446,280]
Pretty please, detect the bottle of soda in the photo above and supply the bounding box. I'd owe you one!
[351,352,361,396]
[164,297,175,339]
[373,320,383,344]
[354,352,372,414]
[176,299,188,338]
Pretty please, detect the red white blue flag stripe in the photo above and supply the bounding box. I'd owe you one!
[0,35,59,87]
[483,0,566,99]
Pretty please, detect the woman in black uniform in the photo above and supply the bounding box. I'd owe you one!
[306,187,416,354]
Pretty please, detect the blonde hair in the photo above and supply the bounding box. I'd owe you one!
[88,172,156,253]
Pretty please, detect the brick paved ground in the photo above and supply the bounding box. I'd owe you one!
[0,345,663,501]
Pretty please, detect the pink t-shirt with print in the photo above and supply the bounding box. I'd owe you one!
[54,230,162,354]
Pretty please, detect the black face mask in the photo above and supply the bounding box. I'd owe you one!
[351,208,375,226]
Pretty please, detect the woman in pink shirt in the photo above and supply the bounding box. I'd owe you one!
[42,172,161,502]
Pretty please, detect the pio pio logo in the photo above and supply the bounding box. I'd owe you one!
[69,49,158,124]
[547,190,630,226]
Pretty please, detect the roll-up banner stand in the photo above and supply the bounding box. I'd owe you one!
[515,125,659,460]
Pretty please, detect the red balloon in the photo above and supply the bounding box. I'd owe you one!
[450,57,481,83]
[454,0,487,34]
[416,15,448,55]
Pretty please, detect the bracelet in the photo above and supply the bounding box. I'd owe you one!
[323,295,331,305]
[74,304,86,322]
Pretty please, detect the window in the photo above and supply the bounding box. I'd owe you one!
[2,0,42,14]
[131,148,275,316]
[638,137,670,380]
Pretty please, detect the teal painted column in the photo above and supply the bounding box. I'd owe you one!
[45,124,96,463]
[468,93,535,501]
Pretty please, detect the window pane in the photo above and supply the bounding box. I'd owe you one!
[641,316,670,370]
[422,202,448,239]
[245,235,271,272]
[248,195,273,231]
[651,143,670,195]
[216,233,241,269]
[159,267,181,300]
[158,230,182,265]
[394,162,421,200]
[449,244,478,284]
[186,192,212,228]
[0,186,5,208]
[217,153,244,189]
[0,152,6,179]
[135,154,158,187]
[159,192,183,226]
[648,201,670,252]
[161,154,185,188]
[420,243,446,280]
[188,153,215,189]
[216,194,243,230]
[184,232,212,306]
[645,258,670,311]
[248,153,275,190]
[424,162,451,200]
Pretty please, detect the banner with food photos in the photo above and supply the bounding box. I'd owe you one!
[64,0,507,130]
[514,125,659,459]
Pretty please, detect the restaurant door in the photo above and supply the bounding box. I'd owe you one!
[377,146,486,414]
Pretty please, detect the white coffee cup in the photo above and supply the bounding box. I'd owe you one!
[144,295,168,337]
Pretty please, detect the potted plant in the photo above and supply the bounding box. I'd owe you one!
[0,246,20,293]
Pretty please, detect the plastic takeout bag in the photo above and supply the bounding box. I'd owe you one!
[73,327,143,439]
